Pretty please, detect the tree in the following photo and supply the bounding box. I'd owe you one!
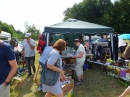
[24,22,40,40]
[63,0,130,34]
[0,20,25,40]
[0,22,14,35]
[63,0,113,24]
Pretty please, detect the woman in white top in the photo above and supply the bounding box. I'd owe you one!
[72,39,86,86]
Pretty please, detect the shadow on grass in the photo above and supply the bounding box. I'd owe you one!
[10,67,127,97]
[10,49,128,97]
[11,74,45,97]
[72,68,126,97]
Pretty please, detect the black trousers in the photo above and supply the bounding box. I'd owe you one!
[25,56,36,75]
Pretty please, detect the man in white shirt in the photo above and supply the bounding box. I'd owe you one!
[72,39,86,85]
[22,33,36,77]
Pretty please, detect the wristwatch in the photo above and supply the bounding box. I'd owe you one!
[4,81,11,86]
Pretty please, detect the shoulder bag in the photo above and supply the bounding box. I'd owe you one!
[41,53,60,86]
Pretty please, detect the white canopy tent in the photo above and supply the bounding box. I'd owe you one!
[118,38,126,47]
[0,31,11,40]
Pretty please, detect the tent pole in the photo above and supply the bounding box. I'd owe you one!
[46,33,49,46]
[110,33,114,62]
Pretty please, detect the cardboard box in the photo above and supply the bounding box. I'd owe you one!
[115,68,120,76]
[69,59,76,64]
[63,68,73,75]
[51,89,73,97]
[64,89,73,97]
[51,80,74,97]
[62,80,74,96]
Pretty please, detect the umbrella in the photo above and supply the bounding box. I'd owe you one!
[118,34,130,39]
[118,38,126,47]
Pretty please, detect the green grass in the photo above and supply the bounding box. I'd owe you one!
[10,50,129,97]
[10,65,128,97]
[10,40,130,97]
[73,69,126,97]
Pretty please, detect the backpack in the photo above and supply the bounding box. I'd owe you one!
[37,33,46,55]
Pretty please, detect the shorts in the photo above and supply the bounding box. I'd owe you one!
[0,84,10,97]
[75,61,85,77]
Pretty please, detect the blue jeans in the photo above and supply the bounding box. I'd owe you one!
[39,62,44,89]
[25,56,36,75]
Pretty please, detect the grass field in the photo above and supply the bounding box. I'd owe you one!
[10,51,129,97]
[10,40,130,97]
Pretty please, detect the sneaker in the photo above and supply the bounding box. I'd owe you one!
[81,79,84,82]
[75,81,83,86]
[38,87,42,91]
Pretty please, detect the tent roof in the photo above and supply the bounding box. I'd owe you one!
[0,31,11,38]
[44,19,113,34]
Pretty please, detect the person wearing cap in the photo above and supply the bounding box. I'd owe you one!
[22,33,36,77]
[0,29,18,97]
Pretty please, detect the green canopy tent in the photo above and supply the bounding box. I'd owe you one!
[44,18,113,47]
[44,18,113,34]
[43,18,117,61]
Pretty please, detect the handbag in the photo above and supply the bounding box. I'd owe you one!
[41,52,60,86]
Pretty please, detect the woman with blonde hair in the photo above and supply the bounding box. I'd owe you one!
[42,39,66,97]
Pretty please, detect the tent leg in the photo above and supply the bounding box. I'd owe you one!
[35,64,41,85]
[46,32,49,46]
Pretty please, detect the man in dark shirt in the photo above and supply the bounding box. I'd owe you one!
[0,30,18,97]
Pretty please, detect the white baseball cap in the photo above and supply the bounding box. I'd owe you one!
[25,33,31,37]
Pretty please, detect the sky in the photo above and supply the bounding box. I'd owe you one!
[0,0,115,33]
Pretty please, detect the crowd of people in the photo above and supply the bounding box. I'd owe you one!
[0,30,130,97]
[38,37,86,97]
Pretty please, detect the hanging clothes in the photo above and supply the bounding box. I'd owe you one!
[37,33,46,55]
[110,35,118,61]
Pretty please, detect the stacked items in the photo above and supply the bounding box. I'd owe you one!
[87,56,130,86]
[60,76,73,88]
[62,63,77,81]
[119,69,130,79]
[105,61,130,86]
[118,69,130,86]
[62,47,76,56]
[106,61,129,77]
[92,42,110,63]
